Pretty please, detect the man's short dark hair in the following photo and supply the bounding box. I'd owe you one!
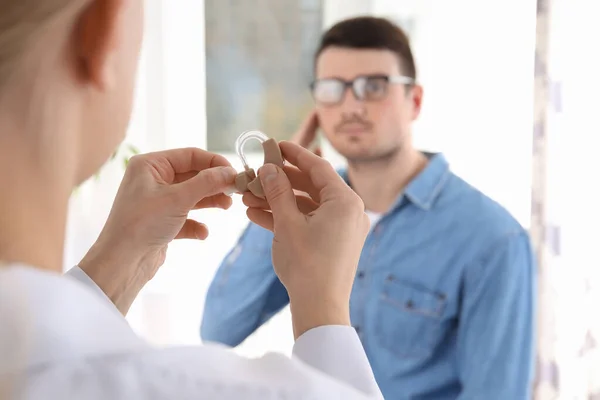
[315,16,417,80]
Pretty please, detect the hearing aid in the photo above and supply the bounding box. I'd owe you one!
[233,130,284,198]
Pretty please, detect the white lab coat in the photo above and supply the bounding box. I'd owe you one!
[0,265,383,399]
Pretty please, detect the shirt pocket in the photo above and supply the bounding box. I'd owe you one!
[375,275,447,360]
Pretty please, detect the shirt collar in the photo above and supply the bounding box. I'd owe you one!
[339,152,451,212]
[403,153,451,210]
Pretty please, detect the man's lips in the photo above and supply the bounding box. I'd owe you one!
[337,124,371,134]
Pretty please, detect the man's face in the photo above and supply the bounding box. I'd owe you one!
[314,47,422,163]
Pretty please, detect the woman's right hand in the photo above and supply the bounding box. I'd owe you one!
[243,141,370,339]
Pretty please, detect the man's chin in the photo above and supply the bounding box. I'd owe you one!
[339,147,402,165]
[333,142,370,158]
[335,142,378,160]
[340,151,381,164]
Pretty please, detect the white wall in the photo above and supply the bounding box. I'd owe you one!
[377,0,536,227]
[64,0,538,355]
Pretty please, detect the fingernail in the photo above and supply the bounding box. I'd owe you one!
[259,164,278,183]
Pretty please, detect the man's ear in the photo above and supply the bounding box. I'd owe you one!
[75,0,124,91]
[410,84,424,120]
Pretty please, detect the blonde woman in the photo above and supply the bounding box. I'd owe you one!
[0,1,382,398]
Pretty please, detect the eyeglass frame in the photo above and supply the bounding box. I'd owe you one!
[309,74,415,106]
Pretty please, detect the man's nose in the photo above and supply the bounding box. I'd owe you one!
[339,87,367,114]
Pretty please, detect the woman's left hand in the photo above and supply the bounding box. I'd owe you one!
[78,148,237,315]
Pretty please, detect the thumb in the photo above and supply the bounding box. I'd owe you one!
[180,166,237,207]
[259,164,301,224]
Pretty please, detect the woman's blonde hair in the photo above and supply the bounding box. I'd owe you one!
[0,0,83,89]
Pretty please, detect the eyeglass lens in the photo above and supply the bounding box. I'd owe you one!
[312,76,390,105]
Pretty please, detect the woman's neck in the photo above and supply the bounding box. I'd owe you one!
[0,124,73,273]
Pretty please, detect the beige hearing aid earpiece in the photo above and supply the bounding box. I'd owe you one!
[234,169,256,193]
[234,134,285,198]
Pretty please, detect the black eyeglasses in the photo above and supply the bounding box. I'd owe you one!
[310,74,414,106]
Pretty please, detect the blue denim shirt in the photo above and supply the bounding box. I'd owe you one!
[201,153,536,399]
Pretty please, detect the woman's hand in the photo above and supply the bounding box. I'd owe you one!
[243,141,370,339]
[79,148,237,314]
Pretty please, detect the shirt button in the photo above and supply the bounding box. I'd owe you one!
[357,271,365,279]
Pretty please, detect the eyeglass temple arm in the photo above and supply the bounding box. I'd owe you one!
[389,76,415,85]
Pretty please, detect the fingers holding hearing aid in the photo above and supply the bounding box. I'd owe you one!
[246,141,355,224]
[278,141,350,203]
[243,192,318,228]
[245,141,370,339]
[247,163,299,230]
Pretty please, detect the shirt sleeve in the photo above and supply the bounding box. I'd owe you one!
[64,266,116,309]
[293,325,382,397]
[456,230,536,399]
[62,267,384,398]
[31,331,383,400]
[201,223,290,346]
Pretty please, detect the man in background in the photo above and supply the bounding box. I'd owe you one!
[201,16,536,399]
